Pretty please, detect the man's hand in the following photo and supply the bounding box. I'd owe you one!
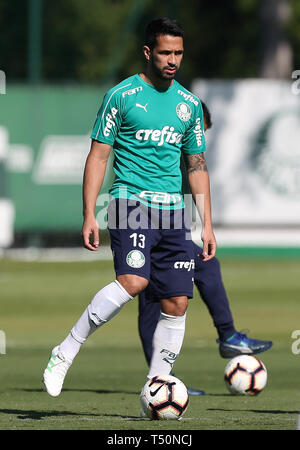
[201,228,217,261]
[81,215,100,251]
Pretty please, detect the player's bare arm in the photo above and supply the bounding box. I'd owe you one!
[184,152,217,261]
[82,140,112,251]
[185,152,208,174]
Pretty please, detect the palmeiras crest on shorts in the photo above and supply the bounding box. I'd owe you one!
[126,250,145,268]
[176,102,192,122]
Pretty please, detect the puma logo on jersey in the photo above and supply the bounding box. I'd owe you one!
[136,103,148,112]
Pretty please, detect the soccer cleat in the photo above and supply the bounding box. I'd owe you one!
[43,346,72,397]
[217,331,273,358]
[187,386,206,396]
[170,373,205,396]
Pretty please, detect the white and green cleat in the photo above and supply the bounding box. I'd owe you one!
[43,346,72,397]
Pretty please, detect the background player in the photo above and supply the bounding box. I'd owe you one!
[138,101,272,395]
[43,17,216,397]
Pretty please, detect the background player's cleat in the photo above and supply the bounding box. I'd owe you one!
[217,331,273,358]
[43,346,72,397]
[170,373,205,396]
[187,386,206,396]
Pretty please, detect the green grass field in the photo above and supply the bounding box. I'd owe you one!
[1,255,300,432]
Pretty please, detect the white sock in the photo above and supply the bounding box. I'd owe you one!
[59,309,96,362]
[147,312,186,379]
[59,280,132,362]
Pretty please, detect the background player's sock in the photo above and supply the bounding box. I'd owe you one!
[147,312,186,379]
[59,280,132,362]
[193,254,236,342]
[216,322,236,342]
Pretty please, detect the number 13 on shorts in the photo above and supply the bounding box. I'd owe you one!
[130,233,146,249]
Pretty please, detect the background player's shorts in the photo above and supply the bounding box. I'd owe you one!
[108,199,195,299]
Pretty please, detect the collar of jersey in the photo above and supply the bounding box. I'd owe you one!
[137,73,177,94]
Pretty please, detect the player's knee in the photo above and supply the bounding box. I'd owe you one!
[160,296,188,316]
[117,274,148,297]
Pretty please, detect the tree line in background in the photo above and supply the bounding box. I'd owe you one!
[0,0,298,87]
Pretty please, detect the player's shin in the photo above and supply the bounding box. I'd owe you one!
[147,312,186,378]
[87,280,133,326]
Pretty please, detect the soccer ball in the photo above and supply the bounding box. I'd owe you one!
[224,355,267,395]
[140,374,189,420]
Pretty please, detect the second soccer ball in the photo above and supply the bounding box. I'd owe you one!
[224,355,267,395]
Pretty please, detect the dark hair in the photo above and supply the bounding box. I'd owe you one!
[201,101,212,130]
[145,17,184,49]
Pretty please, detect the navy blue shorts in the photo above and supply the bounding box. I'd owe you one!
[108,199,195,299]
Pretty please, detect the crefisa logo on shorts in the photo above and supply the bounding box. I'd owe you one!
[126,250,146,268]
[174,259,195,271]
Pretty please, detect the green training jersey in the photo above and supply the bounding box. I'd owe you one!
[91,73,206,209]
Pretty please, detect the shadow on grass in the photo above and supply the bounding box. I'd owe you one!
[17,389,238,400]
[204,393,234,397]
[16,388,233,397]
[15,387,140,395]
[208,408,299,415]
[0,408,139,421]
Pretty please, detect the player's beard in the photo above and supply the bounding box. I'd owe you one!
[151,59,178,81]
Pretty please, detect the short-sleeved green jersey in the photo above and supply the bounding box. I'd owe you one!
[91,74,206,209]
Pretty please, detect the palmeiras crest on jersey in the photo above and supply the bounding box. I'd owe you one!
[176,102,192,122]
[126,250,145,268]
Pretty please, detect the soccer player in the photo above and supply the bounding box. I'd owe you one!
[43,17,217,397]
[138,102,273,395]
